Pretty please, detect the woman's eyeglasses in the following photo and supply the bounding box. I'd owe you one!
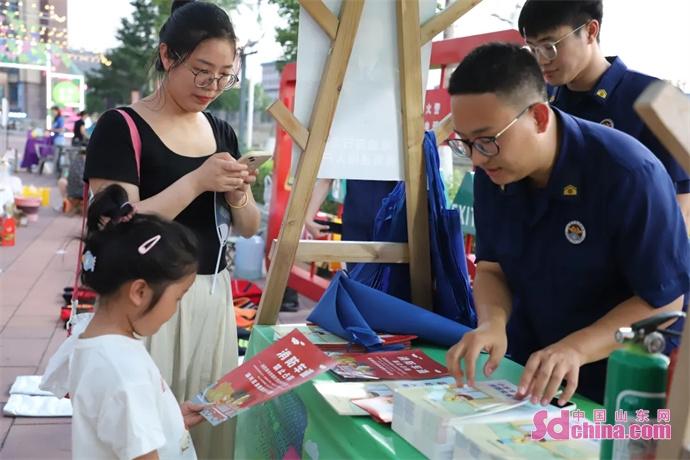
[183,63,240,91]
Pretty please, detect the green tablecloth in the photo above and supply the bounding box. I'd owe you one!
[234,325,599,459]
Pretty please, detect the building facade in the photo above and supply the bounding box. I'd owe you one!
[0,0,86,126]
[261,60,280,102]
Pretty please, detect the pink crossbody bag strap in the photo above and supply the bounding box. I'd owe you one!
[68,108,142,333]
[115,108,142,178]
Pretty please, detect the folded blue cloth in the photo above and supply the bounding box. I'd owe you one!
[307,271,472,350]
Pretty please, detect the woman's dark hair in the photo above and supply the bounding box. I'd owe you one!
[81,184,198,312]
[51,106,61,117]
[78,110,87,117]
[518,1,603,40]
[448,42,547,107]
[155,0,238,73]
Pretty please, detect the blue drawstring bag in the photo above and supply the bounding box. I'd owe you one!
[348,180,411,302]
[351,131,476,327]
[307,271,472,350]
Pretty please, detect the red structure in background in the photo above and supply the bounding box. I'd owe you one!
[266,29,523,301]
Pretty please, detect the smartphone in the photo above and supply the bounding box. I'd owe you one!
[314,218,343,234]
[550,397,576,410]
[238,152,273,171]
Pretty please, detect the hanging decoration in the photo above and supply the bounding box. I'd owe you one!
[1,3,109,73]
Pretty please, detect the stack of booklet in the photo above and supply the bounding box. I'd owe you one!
[451,418,599,459]
[314,377,456,423]
[313,348,450,423]
[392,380,578,460]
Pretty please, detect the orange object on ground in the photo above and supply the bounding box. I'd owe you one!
[62,198,83,214]
[1,216,16,246]
[235,306,257,329]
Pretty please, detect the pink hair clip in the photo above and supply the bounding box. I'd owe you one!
[138,235,161,254]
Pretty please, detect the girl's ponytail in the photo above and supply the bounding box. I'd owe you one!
[81,184,198,309]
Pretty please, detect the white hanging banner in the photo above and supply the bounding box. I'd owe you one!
[293,0,436,181]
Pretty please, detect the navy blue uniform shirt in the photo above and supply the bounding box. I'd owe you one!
[342,180,397,241]
[473,108,690,403]
[550,57,690,194]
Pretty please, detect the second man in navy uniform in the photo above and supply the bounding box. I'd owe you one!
[518,0,690,227]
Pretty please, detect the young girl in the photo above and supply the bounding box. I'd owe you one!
[42,184,207,459]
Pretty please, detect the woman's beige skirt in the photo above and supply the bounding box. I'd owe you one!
[147,269,238,460]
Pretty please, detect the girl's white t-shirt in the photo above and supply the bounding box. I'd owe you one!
[68,335,197,460]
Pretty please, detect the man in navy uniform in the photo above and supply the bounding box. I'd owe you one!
[518,0,690,227]
[445,43,690,404]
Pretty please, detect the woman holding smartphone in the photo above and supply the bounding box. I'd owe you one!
[84,1,260,457]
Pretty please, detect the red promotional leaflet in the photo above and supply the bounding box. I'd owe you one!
[330,349,448,381]
[352,396,394,423]
[196,329,336,426]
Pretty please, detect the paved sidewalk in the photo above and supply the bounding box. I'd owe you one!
[1,172,75,459]
[0,172,315,458]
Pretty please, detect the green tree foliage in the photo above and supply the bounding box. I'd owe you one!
[252,83,272,112]
[209,88,241,112]
[86,0,159,111]
[268,0,299,67]
[87,0,240,112]
[208,83,271,112]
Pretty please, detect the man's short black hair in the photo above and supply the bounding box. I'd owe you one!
[518,0,603,38]
[448,42,547,106]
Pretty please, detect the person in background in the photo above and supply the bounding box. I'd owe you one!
[305,178,396,267]
[84,1,260,457]
[49,105,66,147]
[72,111,89,146]
[48,105,68,176]
[57,147,87,214]
[85,112,97,137]
[518,0,690,228]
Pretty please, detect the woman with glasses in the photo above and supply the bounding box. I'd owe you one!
[519,0,690,229]
[84,1,260,457]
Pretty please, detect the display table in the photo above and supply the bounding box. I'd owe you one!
[234,325,599,459]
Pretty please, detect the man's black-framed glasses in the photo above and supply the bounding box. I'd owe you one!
[447,104,535,158]
[522,21,589,61]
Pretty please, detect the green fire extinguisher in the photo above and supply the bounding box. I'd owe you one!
[600,310,685,460]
